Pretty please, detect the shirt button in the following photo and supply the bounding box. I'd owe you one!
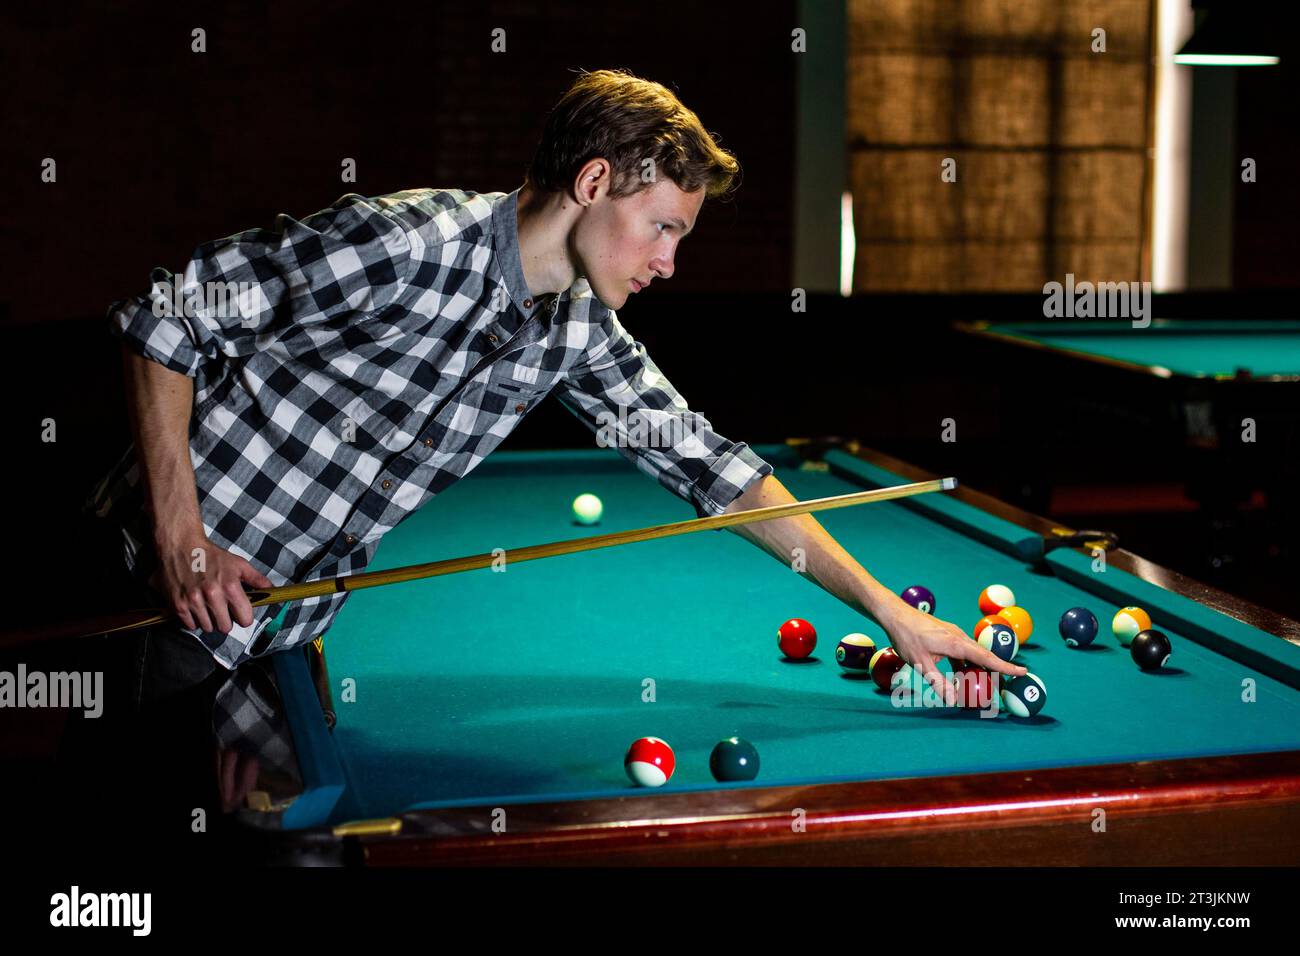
[515,403,526,414]
[423,437,433,446]
[523,298,533,309]
[487,333,498,345]
[381,479,392,490]
[345,534,356,545]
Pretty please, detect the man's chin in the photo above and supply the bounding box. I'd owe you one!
[591,284,628,311]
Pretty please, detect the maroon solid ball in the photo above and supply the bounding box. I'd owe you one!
[777,618,817,659]
[950,661,996,709]
[870,647,905,691]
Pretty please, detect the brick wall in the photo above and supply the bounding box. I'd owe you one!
[2,0,797,329]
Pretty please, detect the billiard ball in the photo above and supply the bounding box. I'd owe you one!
[1001,673,1047,718]
[1131,629,1172,671]
[950,660,996,709]
[869,647,905,691]
[835,633,877,671]
[624,736,675,787]
[889,663,923,701]
[976,621,1018,663]
[972,613,1011,641]
[1112,606,1152,647]
[777,618,817,659]
[901,585,936,614]
[1059,607,1099,648]
[572,493,603,525]
[999,606,1034,644]
[709,736,760,782]
[978,584,1016,616]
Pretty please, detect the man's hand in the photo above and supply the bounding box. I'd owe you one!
[720,472,1029,705]
[121,344,274,633]
[878,601,1028,706]
[151,530,273,634]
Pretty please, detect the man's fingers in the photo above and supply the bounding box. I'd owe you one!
[183,592,214,633]
[226,582,254,628]
[920,657,955,706]
[974,646,1028,677]
[948,640,1028,678]
[205,592,233,634]
[238,559,274,590]
[992,659,1028,677]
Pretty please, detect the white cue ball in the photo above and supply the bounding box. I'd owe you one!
[572,493,603,525]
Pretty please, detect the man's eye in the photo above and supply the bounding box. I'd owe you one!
[656,223,669,233]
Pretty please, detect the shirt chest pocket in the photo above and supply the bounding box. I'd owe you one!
[485,342,563,397]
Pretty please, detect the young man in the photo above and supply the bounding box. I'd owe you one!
[90,68,1022,706]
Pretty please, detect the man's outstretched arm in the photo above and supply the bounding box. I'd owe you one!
[722,473,1026,702]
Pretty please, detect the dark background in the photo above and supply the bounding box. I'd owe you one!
[2,1,1298,618]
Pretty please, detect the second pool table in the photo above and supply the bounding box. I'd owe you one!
[956,318,1300,382]
[232,440,1300,865]
[953,318,1300,556]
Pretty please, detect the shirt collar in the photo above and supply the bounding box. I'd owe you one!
[492,186,554,317]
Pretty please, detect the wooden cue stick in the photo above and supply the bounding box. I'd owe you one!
[10,476,956,644]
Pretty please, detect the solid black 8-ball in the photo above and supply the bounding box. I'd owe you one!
[1130,629,1172,671]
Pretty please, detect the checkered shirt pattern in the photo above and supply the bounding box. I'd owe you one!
[88,186,771,668]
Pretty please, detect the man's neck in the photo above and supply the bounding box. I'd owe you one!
[515,182,581,298]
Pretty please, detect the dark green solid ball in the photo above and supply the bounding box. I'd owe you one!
[709,736,761,782]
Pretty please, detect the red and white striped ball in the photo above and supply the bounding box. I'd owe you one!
[624,737,675,788]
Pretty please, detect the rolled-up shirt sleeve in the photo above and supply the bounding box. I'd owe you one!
[107,193,413,376]
[556,310,772,518]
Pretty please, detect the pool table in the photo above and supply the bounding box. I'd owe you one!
[957,318,1300,384]
[231,440,1300,865]
[954,318,1300,546]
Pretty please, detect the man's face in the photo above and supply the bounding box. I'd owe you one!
[571,176,704,310]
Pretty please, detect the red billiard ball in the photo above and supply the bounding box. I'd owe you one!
[869,647,905,691]
[777,618,817,659]
[624,737,675,787]
[950,661,996,709]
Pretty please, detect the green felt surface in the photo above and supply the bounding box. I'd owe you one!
[982,320,1300,378]
[310,445,1300,822]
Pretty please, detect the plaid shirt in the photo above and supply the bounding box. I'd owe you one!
[89,186,772,669]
